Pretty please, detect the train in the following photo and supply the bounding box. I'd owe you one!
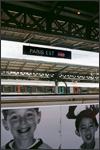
[1,79,99,95]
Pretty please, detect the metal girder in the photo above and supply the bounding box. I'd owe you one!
[5,61,10,71]
[49,2,58,13]
[89,12,99,21]
[46,65,56,72]
[1,71,99,83]
[28,14,45,31]
[19,62,26,71]
[32,64,41,72]
[1,57,99,70]
[1,1,99,43]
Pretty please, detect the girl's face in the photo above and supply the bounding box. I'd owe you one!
[3,108,41,141]
[78,118,97,144]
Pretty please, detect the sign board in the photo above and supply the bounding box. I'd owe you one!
[23,45,71,59]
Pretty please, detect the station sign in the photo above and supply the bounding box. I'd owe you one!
[23,45,71,59]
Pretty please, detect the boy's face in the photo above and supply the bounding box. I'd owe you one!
[78,118,98,144]
[3,108,41,140]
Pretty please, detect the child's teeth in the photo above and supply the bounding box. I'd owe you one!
[21,129,27,132]
[86,134,91,139]
[20,128,28,133]
[18,127,30,133]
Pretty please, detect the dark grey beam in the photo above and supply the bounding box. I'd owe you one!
[5,61,10,71]
[3,8,21,27]
[89,12,99,21]
[32,64,41,72]
[19,62,26,71]
[1,58,99,70]
[46,65,56,72]
[1,2,99,28]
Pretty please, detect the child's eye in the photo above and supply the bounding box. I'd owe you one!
[81,127,86,130]
[11,115,19,120]
[26,113,34,117]
[90,124,93,127]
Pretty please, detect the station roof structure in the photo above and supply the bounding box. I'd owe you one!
[1,57,99,83]
[1,1,99,52]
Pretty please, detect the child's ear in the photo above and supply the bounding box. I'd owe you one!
[95,126,98,132]
[37,112,41,124]
[2,119,9,131]
[75,130,80,137]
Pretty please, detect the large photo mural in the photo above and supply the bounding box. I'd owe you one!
[1,103,99,149]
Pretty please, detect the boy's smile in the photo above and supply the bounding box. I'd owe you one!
[17,127,31,133]
[16,126,33,140]
[4,108,41,141]
[85,133,92,140]
[79,118,97,144]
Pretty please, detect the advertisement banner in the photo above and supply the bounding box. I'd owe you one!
[1,103,99,149]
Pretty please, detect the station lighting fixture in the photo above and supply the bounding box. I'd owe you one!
[77,12,80,15]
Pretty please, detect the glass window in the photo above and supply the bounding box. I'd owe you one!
[3,86,11,93]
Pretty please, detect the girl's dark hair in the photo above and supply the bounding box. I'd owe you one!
[2,108,39,120]
[2,110,8,120]
[75,109,98,132]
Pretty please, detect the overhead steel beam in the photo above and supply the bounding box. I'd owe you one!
[32,64,41,72]
[89,12,99,21]
[5,61,10,71]
[1,1,99,41]
[19,62,26,71]
[1,57,99,69]
[49,1,58,12]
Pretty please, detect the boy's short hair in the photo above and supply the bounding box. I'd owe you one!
[2,108,39,120]
[75,109,98,132]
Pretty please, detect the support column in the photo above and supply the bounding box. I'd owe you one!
[46,14,52,33]
[86,23,91,40]
[64,82,67,94]
[55,80,58,94]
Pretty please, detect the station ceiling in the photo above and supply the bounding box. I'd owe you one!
[1,1,99,52]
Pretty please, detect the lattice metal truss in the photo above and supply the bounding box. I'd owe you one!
[1,58,99,83]
[1,1,99,52]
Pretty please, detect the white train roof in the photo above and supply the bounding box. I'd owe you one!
[1,79,99,88]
